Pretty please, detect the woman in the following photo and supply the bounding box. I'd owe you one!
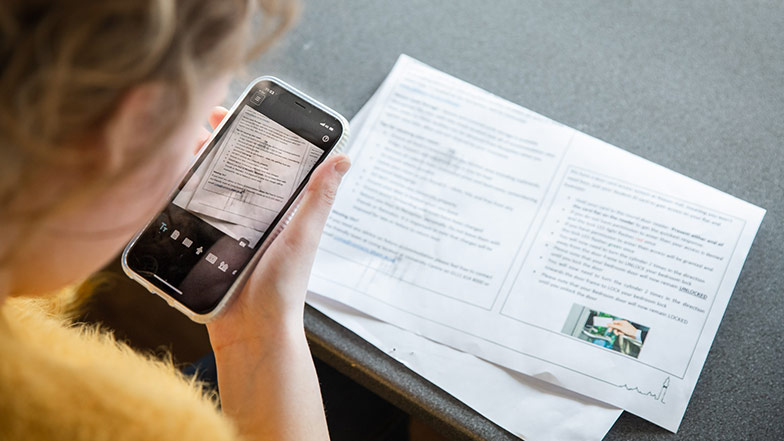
[0,1,350,440]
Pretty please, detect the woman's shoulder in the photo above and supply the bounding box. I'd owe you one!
[0,292,240,441]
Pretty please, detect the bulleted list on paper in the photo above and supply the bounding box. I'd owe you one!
[307,87,623,441]
[320,66,573,308]
[174,105,322,247]
[503,166,744,376]
[308,55,765,431]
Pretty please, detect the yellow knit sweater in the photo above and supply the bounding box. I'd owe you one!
[0,291,239,440]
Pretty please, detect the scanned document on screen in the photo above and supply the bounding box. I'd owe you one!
[308,55,765,431]
[174,104,322,247]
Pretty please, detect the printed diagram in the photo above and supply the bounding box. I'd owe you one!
[562,304,650,359]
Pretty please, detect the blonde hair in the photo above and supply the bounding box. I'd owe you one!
[0,0,296,275]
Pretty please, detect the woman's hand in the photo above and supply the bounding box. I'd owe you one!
[204,118,350,348]
[206,151,350,347]
[196,106,348,441]
[196,106,350,346]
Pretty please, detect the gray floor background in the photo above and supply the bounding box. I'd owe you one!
[232,1,783,439]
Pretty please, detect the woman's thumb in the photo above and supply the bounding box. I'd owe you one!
[276,154,350,257]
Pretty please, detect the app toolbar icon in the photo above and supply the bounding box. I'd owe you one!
[195,246,203,255]
[218,261,229,272]
[205,253,217,264]
[250,92,264,105]
[182,238,193,248]
[170,230,180,240]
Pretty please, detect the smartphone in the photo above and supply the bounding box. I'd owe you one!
[121,77,349,323]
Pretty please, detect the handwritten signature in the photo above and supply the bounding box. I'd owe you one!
[614,376,670,404]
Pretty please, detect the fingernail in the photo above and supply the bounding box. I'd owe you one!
[334,158,351,176]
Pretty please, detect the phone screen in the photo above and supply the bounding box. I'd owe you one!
[124,79,342,314]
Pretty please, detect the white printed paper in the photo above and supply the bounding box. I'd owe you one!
[308,55,765,431]
[308,293,622,441]
[308,91,623,441]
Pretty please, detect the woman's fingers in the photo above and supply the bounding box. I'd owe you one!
[209,106,229,129]
[232,153,350,325]
[272,154,351,269]
[192,107,229,156]
[193,127,211,155]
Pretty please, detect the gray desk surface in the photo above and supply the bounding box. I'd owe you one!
[233,1,784,439]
